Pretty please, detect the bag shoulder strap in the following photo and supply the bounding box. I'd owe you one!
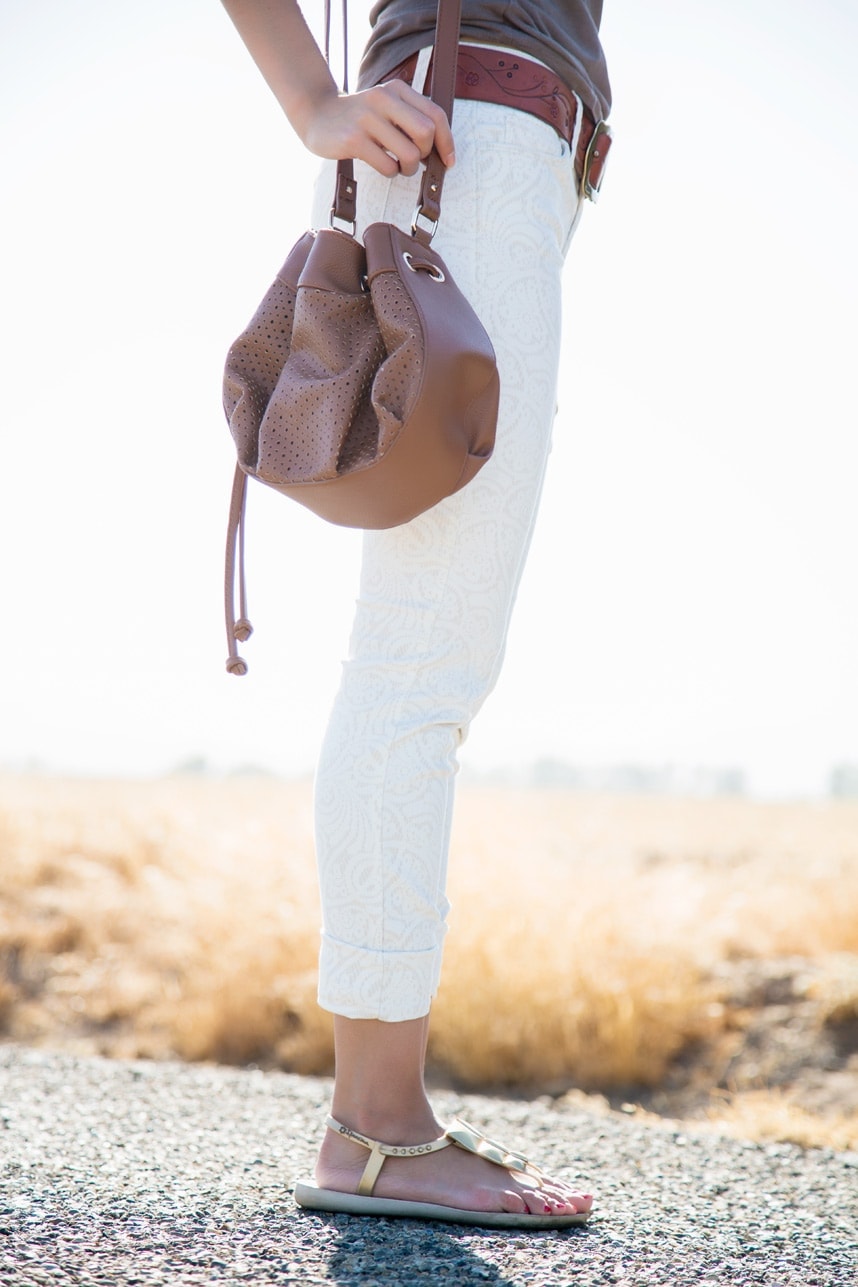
[330,0,463,243]
[324,0,349,92]
[413,0,462,241]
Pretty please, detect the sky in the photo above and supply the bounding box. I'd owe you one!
[1,0,857,796]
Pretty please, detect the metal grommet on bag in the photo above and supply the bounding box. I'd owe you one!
[403,251,445,283]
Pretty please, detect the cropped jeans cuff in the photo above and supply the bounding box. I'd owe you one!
[317,933,439,1022]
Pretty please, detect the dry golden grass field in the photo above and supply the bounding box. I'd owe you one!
[1,774,857,1150]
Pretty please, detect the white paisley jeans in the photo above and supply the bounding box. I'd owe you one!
[311,55,585,1022]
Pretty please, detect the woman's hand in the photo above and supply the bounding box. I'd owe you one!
[220,2,455,179]
[300,80,455,177]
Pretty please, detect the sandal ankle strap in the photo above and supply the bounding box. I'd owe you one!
[325,1114,452,1196]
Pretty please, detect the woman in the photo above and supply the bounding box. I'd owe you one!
[220,0,610,1229]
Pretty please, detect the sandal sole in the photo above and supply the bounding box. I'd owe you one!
[294,1182,590,1229]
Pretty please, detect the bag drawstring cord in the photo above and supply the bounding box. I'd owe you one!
[225,464,252,675]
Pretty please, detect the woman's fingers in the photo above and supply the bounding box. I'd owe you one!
[305,80,455,177]
[374,80,456,168]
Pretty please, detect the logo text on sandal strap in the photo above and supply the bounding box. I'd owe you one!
[337,1124,371,1146]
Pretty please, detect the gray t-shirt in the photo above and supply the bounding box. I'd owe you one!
[357,1,611,120]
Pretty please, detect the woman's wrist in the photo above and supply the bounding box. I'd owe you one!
[288,80,342,151]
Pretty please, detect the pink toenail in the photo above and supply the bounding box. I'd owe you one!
[544,1204,552,1213]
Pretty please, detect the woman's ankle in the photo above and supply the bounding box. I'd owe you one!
[328,1096,441,1144]
[329,1012,440,1143]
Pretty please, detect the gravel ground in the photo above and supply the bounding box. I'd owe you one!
[0,1044,856,1287]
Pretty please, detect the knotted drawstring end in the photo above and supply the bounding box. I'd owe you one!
[225,465,252,678]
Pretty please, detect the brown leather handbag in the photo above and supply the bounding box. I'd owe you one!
[222,0,499,675]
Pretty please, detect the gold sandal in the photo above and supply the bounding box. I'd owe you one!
[294,1115,591,1229]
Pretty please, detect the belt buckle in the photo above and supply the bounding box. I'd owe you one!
[581,120,613,202]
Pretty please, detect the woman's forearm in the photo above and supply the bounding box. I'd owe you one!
[220,0,337,141]
[219,0,455,176]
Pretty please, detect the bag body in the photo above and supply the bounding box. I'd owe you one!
[223,221,498,530]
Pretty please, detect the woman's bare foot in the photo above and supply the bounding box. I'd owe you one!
[315,1114,593,1217]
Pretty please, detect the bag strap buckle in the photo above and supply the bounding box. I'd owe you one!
[410,206,440,243]
[330,163,357,235]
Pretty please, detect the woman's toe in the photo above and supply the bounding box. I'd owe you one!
[499,1188,529,1214]
[546,1180,594,1213]
[538,1184,592,1215]
[522,1186,557,1215]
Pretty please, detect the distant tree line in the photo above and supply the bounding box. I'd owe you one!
[167,755,858,798]
[829,763,858,799]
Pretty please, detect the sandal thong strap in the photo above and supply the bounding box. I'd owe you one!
[446,1117,545,1180]
[325,1114,544,1198]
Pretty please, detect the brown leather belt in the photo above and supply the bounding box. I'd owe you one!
[385,44,612,200]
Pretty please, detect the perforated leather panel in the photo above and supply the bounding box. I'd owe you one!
[226,261,426,487]
[224,276,299,471]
